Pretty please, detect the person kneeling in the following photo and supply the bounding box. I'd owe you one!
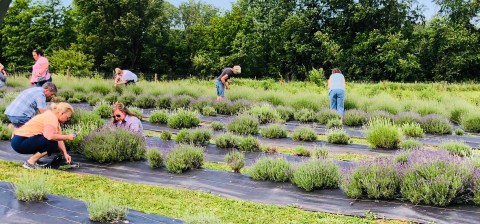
[11,102,76,169]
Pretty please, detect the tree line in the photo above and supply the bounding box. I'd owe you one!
[0,0,479,82]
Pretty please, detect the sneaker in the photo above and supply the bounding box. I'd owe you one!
[22,161,40,170]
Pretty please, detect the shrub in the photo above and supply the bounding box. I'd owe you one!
[213,100,236,115]
[439,141,472,157]
[81,127,146,163]
[160,131,172,141]
[399,139,422,150]
[343,109,367,127]
[259,94,286,106]
[290,97,319,111]
[156,95,172,109]
[294,146,311,157]
[342,158,399,199]
[246,104,281,124]
[210,121,224,131]
[227,114,259,135]
[71,93,87,102]
[454,128,465,135]
[461,113,480,133]
[449,107,468,124]
[238,135,261,152]
[394,112,422,125]
[215,133,240,149]
[175,128,212,146]
[260,124,287,139]
[0,122,13,140]
[133,94,156,108]
[367,110,393,122]
[326,118,342,129]
[171,95,193,109]
[167,110,200,129]
[190,96,212,112]
[94,101,112,118]
[87,193,127,223]
[276,105,295,121]
[401,150,471,206]
[473,171,480,205]
[118,93,136,106]
[128,85,144,95]
[291,160,340,191]
[57,88,74,100]
[66,97,81,103]
[401,123,424,138]
[316,109,340,124]
[249,157,292,182]
[293,108,317,122]
[312,146,329,159]
[201,106,217,116]
[149,110,169,124]
[366,118,402,149]
[291,126,317,142]
[104,93,119,104]
[146,149,163,168]
[224,151,245,173]
[420,114,452,134]
[15,171,49,202]
[128,107,144,120]
[165,145,204,174]
[326,128,350,144]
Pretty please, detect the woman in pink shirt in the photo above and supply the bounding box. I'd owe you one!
[30,49,52,87]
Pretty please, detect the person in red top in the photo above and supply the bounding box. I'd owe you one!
[11,102,76,169]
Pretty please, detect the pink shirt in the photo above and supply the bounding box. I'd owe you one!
[30,56,50,83]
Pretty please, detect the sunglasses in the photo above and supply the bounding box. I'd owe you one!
[112,114,122,118]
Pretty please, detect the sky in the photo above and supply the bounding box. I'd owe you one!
[62,0,439,19]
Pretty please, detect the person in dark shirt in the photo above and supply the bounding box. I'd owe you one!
[215,65,241,101]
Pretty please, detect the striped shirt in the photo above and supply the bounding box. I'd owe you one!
[5,87,46,118]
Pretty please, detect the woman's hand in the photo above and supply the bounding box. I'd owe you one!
[64,153,71,164]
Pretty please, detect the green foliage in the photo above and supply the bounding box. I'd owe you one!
[227,114,260,135]
[175,128,212,146]
[167,110,200,129]
[312,146,329,159]
[326,119,342,129]
[185,213,223,224]
[260,124,288,139]
[49,48,94,76]
[343,109,367,127]
[87,94,102,106]
[420,114,452,134]
[210,121,224,131]
[291,126,317,142]
[171,95,194,109]
[104,93,119,104]
[316,109,340,124]
[165,145,204,174]
[191,97,212,112]
[249,157,292,182]
[81,127,146,163]
[149,110,169,124]
[291,160,340,191]
[0,122,13,140]
[156,95,172,109]
[367,110,393,122]
[94,101,112,118]
[90,84,112,95]
[454,128,465,136]
[308,68,325,87]
[366,118,402,149]
[238,136,261,152]
[275,105,295,121]
[401,123,424,138]
[87,192,127,223]
[133,94,156,108]
[399,139,422,150]
[146,149,163,169]
[394,112,422,125]
[294,146,311,157]
[58,88,75,100]
[201,106,217,116]
[439,141,472,157]
[326,129,350,144]
[461,113,480,133]
[294,108,317,122]
[224,151,245,173]
[15,171,49,202]
[118,93,137,107]
[215,133,240,149]
[246,104,281,124]
[160,131,172,141]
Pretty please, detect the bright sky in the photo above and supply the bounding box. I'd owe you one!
[62,0,439,19]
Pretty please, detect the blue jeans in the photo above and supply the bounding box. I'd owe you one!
[6,115,31,128]
[215,80,225,97]
[329,89,345,117]
[11,135,58,156]
[34,76,52,87]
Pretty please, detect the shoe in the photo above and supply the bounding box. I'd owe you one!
[22,161,40,169]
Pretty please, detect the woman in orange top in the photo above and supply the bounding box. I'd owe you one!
[11,102,76,169]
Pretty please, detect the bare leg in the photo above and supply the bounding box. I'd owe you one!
[27,152,48,165]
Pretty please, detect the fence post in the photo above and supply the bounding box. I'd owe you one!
[154,73,157,82]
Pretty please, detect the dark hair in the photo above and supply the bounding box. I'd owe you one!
[32,49,43,56]
[42,82,57,93]
[111,102,138,123]
[331,68,342,74]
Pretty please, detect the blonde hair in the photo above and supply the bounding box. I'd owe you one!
[111,102,137,123]
[115,68,122,75]
[0,63,4,70]
[51,102,74,114]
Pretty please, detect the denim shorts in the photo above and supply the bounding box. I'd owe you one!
[6,115,31,128]
[215,80,225,97]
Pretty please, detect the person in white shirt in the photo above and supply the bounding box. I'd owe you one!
[114,68,138,87]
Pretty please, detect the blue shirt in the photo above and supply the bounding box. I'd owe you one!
[5,87,47,118]
[114,115,143,134]
[329,73,345,91]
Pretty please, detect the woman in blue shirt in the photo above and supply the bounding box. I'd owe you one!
[328,68,346,123]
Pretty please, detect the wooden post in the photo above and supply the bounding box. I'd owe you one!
[154,73,158,82]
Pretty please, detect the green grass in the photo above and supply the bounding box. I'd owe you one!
[0,160,403,223]
[203,162,248,174]
[331,152,373,161]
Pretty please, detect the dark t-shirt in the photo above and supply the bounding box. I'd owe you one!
[217,68,234,81]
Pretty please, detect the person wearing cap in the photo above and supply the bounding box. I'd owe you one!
[114,68,138,87]
[215,65,241,101]
[328,68,346,123]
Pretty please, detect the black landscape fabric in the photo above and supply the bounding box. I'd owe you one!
[1,142,480,223]
[0,182,182,224]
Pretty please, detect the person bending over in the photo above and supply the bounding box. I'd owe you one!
[111,102,143,134]
[215,65,241,101]
[11,102,76,169]
[114,68,138,87]
[327,68,346,123]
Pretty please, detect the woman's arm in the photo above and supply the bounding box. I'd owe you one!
[43,125,75,141]
[327,78,331,89]
[57,141,71,163]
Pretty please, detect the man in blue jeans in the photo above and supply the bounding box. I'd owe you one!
[328,68,346,123]
[215,65,241,101]
[4,82,57,129]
